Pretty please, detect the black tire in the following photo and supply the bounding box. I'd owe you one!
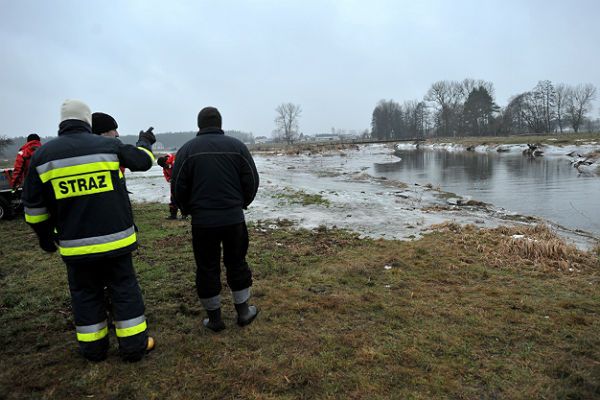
[0,196,9,220]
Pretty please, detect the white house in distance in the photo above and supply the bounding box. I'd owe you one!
[313,133,340,142]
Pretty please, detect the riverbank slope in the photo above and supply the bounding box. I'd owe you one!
[1,203,599,399]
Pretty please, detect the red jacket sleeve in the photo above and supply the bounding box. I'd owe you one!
[10,150,26,188]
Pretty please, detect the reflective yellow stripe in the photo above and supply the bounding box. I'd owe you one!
[76,326,108,342]
[25,213,50,224]
[137,147,155,161]
[59,231,137,256]
[116,320,147,338]
[39,161,120,183]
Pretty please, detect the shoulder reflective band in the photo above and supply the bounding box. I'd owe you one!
[76,320,108,342]
[36,153,120,183]
[115,315,147,338]
[137,146,155,162]
[58,226,136,256]
[51,171,113,199]
[24,206,50,224]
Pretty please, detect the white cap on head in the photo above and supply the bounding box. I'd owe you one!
[60,99,91,126]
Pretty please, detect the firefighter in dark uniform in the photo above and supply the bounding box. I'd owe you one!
[172,106,260,332]
[22,99,156,362]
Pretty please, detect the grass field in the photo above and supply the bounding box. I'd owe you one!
[1,203,599,399]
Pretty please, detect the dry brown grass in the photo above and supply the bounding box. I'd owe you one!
[432,222,595,272]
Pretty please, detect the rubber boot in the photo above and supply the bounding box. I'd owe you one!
[203,308,226,332]
[235,302,259,327]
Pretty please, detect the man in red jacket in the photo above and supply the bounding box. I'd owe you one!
[10,133,42,189]
[157,153,179,219]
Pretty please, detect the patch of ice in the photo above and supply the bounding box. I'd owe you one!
[125,144,597,249]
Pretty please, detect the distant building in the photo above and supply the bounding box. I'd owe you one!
[255,136,269,144]
[314,133,340,142]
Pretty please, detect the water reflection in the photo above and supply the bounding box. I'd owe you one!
[375,149,600,236]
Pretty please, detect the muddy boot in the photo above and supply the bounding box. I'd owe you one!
[235,302,259,327]
[203,308,226,332]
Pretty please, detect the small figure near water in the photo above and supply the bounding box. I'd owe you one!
[523,143,544,157]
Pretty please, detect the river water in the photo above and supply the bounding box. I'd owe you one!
[387,144,600,237]
[126,142,599,248]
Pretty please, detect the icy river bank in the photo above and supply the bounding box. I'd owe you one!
[126,143,599,250]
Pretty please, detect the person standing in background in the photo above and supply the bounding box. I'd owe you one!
[172,106,260,332]
[10,133,42,189]
[157,153,180,219]
[92,112,120,138]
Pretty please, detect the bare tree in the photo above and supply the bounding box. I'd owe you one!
[0,135,13,156]
[274,103,302,144]
[533,80,556,133]
[502,94,529,134]
[555,83,571,133]
[566,83,597,133]
[425,81,460,137]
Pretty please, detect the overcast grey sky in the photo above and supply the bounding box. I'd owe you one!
[1,0,599,138]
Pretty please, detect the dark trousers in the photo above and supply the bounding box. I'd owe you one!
[66,253,148,361]
[192,222,253,300]
[169,193,178,217]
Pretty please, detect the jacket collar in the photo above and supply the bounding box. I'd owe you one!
[197,127,224,136]
[58,119,92,136]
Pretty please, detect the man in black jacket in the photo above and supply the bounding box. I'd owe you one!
[22,99,156,361]
[172,107,260,332]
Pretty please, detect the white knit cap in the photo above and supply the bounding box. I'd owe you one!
[60,99,92,125]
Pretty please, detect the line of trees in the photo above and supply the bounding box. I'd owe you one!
[371,79,598,139]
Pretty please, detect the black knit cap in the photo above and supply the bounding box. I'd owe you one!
[92,112,118,135]
[197,107,222,130]
[27,133,40,142]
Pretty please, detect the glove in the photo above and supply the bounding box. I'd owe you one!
[138,127,156,145]
[157,156,168,168]
[39,236,57,253]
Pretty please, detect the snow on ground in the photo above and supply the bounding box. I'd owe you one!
[125,144,598,249]
[394,141,600,156]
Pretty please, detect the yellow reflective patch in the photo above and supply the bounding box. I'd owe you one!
[116,320,147,338]
[137,147,155,161]
[51,171,113,200]
[76,326,108,342]
[25,213,50,224]
[59,232,137,257]
[39,161,120,183]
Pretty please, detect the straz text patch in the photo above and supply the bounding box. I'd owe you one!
[51,171,113,199]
